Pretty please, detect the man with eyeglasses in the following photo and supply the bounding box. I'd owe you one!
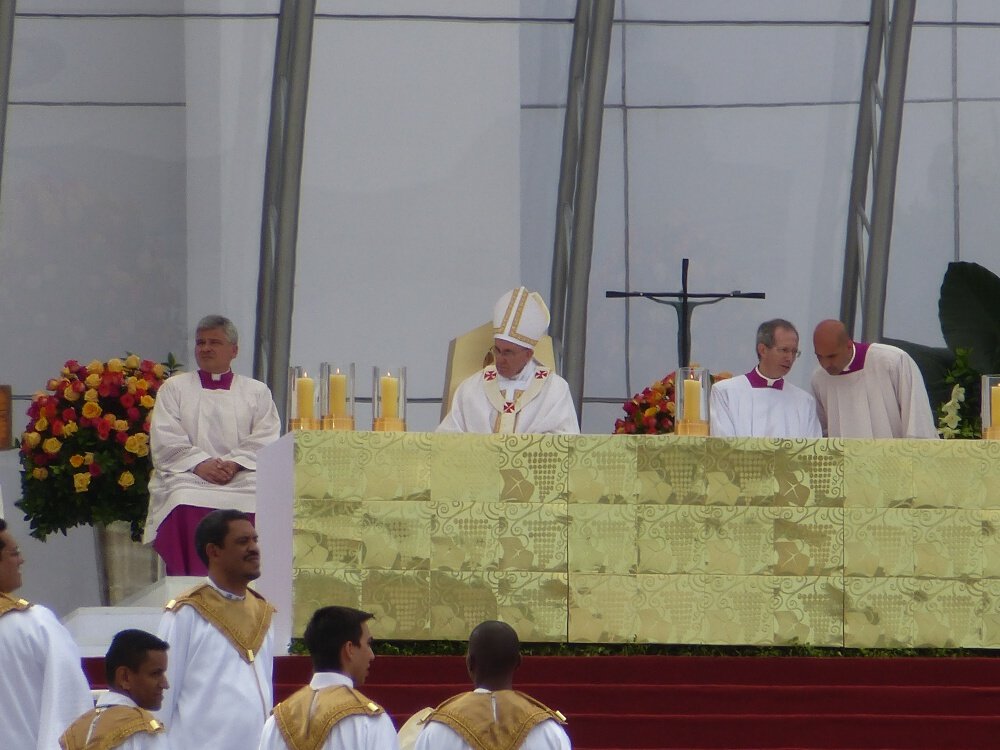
[437,287,580,434]
[810,319,936,439]
[710,319,822,438]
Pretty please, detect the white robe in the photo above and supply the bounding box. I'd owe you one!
[710,372,822,439]
[258,672,399,750]
[155,583,275,750]
[810,342,938,439]
[411,689,571,750]
[73,691,170,750]
[143,371,281,542]
[0,603,93,750]
[437,362,580,435]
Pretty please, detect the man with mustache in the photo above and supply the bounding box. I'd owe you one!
[60,629,170,749]
[155,509,275,749]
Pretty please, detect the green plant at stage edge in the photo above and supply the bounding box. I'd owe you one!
[288,639,991,658]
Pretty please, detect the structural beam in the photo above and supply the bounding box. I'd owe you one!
[0,1,16,202]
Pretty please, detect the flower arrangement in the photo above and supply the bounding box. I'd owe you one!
[614,369,732,434]
[17,354,178,541]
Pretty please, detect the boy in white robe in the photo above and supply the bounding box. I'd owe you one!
[0,519,93,750]
[711,319,822,439]
[810,320,937,439]
[438,287,580,435]
[156,510,275,750]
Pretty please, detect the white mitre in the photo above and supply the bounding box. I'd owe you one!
[493,287,550,349]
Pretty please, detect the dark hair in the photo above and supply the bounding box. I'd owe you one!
[194,509,252,567]
[0,518,7,554]
[756,318,798,351]
[105,629,169,686]
[304,606,374,672]
[467,620,520,683]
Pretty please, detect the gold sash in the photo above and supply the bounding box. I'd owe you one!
[59,705,164,750]
[0,591,30,617]
[425,690,566,750]
[482,364,551,433]
[165,583,274,663]
[273,684,384,750]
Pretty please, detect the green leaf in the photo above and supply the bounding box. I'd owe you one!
[939,261,1000,373]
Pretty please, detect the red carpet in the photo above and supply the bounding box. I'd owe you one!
[85,655,1000,749]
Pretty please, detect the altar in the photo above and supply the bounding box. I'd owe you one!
[255,432,1000,651]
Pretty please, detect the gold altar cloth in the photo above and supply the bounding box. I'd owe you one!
[289,433,1000,647]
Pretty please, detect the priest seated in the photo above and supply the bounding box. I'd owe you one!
[710,318,822,438]
[142,315,281,575]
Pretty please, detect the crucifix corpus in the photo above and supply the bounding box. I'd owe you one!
[606,258,765,368]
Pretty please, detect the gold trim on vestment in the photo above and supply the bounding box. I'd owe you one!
[425,690,566,750]
[0,591,30,617]
[59,705,164,750]
[273,684,384,750]
[482,365,550,434]
[165,583,274,664]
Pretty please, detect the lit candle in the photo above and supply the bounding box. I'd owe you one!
[296,373,315,420]
[991,385,1000,428]
[683,377,702,422]
[380,373,399,419]
[328,371,347,418]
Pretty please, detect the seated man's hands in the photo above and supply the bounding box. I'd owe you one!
[193,458,243,485]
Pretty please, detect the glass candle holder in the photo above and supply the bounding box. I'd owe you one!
[372,366,406,431]
[982,375,1000,439]
[320,362,355,431]
[675,366,710,436]
[287,366,318,430]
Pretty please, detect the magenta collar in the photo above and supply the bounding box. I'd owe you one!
[745,369,783,390]
[198,370,234,390]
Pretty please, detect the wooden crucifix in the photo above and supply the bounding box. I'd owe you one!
[606,258,766,368]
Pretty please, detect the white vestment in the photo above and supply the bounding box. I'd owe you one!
[143,371,281,542]
[437,362,580,435]
[69,691,169,750]
[710,371,822,439]
[411,689,570,750]
[0,602,93,750]
[258,672,399,750]
[155,583,275,750]
[810,342,937,439]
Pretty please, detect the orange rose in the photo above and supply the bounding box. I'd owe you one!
[140,395,155,409]
[81,402,102,419]
[69,454,85,468]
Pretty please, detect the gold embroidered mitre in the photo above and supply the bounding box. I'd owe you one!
[59,705,164,750]
[0,591,31,617]
[273,684,384,750]
[426,690,567,750]
[165,583,274,663]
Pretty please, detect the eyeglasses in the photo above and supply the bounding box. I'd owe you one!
[772,346,801,358]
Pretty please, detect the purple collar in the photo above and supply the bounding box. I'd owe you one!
[745,369,783,390]
[838,342,869,375]
[198,370,234,390]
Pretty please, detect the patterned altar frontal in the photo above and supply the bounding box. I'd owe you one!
[289,432,1000,648]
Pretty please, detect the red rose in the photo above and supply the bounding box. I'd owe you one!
[623,401,637,415]
[123,453,135,464]
[126,407,141,422]
[97,383,113,398]
[120,393,135,409]
[96,421,112,440]
[115,431,129,445]
[44,402,57,419]
[62,408,77,422]
[26,403,40,419]
[88,462,102,477]
[71,380,86,393]
[51,420,64,436]
[142,421,151,433]
[33,452,49,466]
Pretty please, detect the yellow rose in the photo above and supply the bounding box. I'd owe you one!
[118,471,135,489]
[81,401,102,419]
[84,388,99,402]
[73,473,91,493]
[83,452,95,465]
[62,422,78,436]
[85,373,101,388]
[124,435,141,454]
[63,386,81,402]
[107,358,124,373]
[32,467,49,480]
[140,395,155,409]
[104,413,116,424]
[86,360,104,374]
[114,420,129,432]
[42,437,62,455]
[136,379,150,391]
[124,354,140,369]
[153,364,166,378]
[22,431,41,449]
[136,445,149,457]
[34,416,49,432]
[69,454,85,468]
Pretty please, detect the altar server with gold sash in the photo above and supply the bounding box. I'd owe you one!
[438,287,580,435]
[258,605,398,750]
[0,519,94,750]
[156,510,275,750]
[411,620,570,750]
[60,629,169,750]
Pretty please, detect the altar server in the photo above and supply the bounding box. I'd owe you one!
[258,606,399,750]
[710,319,822,438]
[0,519,93,750]
[156,510,275,750]
[143,314,281,575]
[438,287,580,434]
[811,320,937,439]
[411,620,570,750]
[60,629,169,749]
